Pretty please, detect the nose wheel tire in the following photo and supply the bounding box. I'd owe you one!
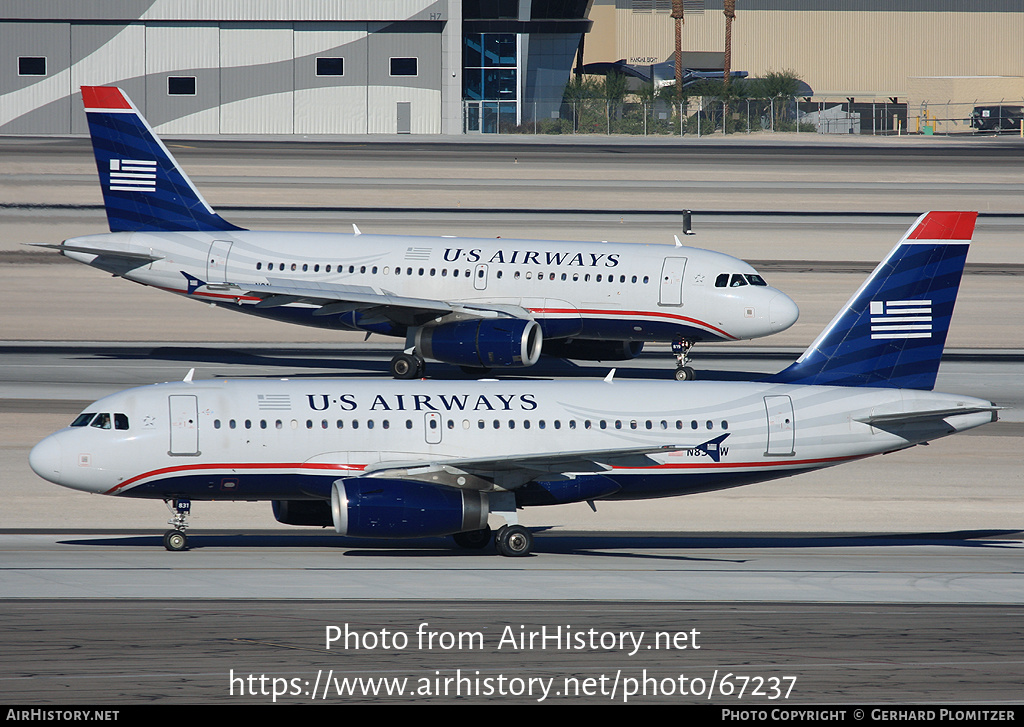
[495,525,534,557]
[674,366,696,381]
[163,530,188,552]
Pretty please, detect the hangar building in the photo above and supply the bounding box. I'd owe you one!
[0,0,592,136]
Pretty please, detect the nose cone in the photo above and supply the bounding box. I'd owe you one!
[29,435,63,484]
[769,292,799,333]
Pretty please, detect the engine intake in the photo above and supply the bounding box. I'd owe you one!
[416,318,542,368]
[331,479,489,538]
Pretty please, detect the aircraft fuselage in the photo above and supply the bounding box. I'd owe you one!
[30,378,995,505]
[61,229,798,346]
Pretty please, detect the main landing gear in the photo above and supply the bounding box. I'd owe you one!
[163,498,191,552]
[451,524,535,557]
[672,337,697,381]
[390,351,425,379]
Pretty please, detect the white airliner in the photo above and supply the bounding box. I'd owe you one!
[29,211,996,556]
[34,86,798,380]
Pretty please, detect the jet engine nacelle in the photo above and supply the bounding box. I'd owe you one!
[272,499,333,527]
[542,338,644,361]
[416,319,542,369]
[331,479,489,538]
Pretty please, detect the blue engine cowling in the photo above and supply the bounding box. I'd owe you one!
[542,338,644,361]
[331,479,489,538]
[416,318,542,368]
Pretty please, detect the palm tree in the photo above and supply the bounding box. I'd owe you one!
[671,0,685,97]
[723,0,736,92]
[722,0,737,131]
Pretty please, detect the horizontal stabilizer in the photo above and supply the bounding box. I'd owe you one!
[27,242,163,263]
[854,405,1000,426]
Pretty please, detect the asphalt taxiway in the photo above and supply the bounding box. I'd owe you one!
[2,136,1022,704]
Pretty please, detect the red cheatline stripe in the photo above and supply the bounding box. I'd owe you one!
[154,284,262,302]
[81,86,131,111]
[105,460,365,495]
[907,211,977,241]
[530,307,738,339]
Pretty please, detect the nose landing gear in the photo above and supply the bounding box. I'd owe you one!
[163,498,191,551]
[672,338,696,381]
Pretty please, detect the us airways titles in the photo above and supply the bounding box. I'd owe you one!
[305,392,539,412]
[443,248,621,268]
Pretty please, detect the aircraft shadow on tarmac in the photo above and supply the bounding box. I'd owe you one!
[87,345,793,382]
[57,529,1024,559]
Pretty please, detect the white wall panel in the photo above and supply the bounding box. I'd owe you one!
[146,24,219,133]
[220,24,294,133]
[367,86,440,133]
[70,24,146,132]
[294,24,368,133]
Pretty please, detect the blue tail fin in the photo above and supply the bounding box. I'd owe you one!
[767,211,976,390]
[81,86,243,233]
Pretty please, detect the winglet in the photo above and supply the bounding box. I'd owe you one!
[767,211,976,390]
[80,86,243,234]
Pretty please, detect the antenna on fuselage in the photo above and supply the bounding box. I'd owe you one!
[183,368,195,382]
[682,209,695,236]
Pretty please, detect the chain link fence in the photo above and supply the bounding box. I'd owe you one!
[464,97,1024,137]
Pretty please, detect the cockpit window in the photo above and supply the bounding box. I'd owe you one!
[90,413,112,430]
[114,413,129,430]
[716,273,769,288]
[71,413,95,427]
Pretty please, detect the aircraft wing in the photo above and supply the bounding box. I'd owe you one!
[233,277,531,323]
[360,444,690,491]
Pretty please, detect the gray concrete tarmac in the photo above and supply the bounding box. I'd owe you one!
[2,137,1022,705]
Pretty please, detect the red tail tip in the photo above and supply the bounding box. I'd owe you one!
[81,86,131,111]
[908,211,978,241]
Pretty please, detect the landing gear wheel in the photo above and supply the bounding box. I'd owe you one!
[453,526,492,550]
[163,530,188,552]
[674,366,696,381]
[495,525,534,557]
[391,353,424,379]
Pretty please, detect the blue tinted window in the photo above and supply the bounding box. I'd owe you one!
[390,58,418,76]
